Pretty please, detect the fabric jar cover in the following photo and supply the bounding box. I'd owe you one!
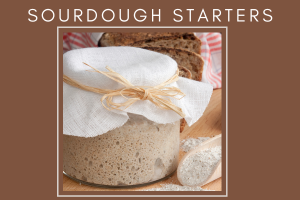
[63,47,213,137]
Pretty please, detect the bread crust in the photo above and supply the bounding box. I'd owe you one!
[99,32,195,47]
[128,34,201,54]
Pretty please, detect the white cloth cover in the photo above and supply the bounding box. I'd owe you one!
[63,47,213,137]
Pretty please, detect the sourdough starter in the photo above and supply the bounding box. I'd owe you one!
[63,114,180,186]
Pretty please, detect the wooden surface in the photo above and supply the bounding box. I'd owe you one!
[63,89,222,191]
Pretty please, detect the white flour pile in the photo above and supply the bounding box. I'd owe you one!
[179,146,221,186]
[181,137,210,152]
[143,184,213,191]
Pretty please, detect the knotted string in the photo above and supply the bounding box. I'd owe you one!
[63,63,186,118]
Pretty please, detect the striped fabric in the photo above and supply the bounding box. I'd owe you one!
[63,32,222,89]
[195,32,222,89]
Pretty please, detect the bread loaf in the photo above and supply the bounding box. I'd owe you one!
[128,34,201,54]
[99,32,195,47]
[141,47,204,81]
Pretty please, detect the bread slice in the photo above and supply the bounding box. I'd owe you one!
[141,47,204,81]
[128,34,201,54]
[99,32,195,47]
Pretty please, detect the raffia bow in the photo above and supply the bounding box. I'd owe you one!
[63,63,186,118]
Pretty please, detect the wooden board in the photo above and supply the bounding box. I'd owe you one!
[63,89,222,191]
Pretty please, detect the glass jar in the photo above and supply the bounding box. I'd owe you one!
[63,113,180,187]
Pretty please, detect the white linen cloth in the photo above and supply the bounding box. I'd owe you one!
[63,47,213,137]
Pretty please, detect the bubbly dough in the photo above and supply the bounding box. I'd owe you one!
[63,114,180,186]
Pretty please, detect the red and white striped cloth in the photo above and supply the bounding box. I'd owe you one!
[63,32,222,89]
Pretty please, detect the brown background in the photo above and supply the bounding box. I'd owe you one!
[1,0,299,199]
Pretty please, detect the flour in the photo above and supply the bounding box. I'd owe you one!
[180,146,221,186]
[181,137,210,152]
[143,184,213,191]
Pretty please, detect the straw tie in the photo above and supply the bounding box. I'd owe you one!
[63,63,186,118]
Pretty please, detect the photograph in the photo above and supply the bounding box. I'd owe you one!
[61,31,224,192]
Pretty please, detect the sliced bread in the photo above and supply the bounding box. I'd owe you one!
[128,34,201,54]
[99,32,195,47]
[141,46,204,81]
